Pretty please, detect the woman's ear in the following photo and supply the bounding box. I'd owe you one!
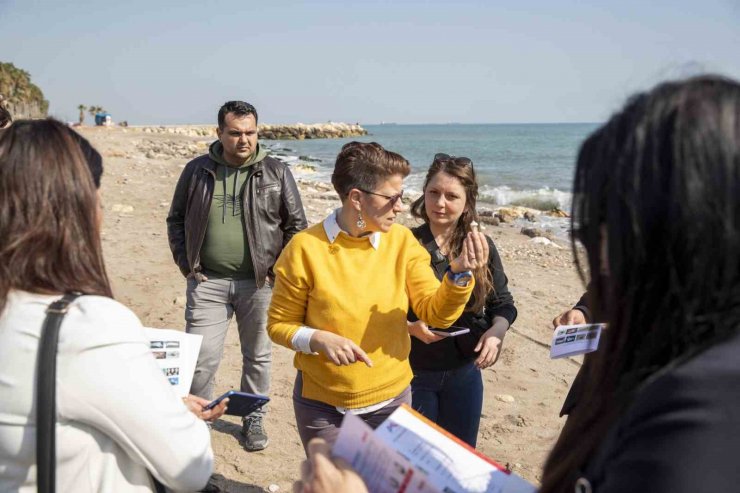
[347,189,363,211]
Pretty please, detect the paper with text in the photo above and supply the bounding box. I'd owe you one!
[144,328,202,397]
[550,323,604,359]
[334,405,536,493]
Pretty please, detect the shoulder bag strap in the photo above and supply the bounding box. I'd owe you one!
[36,292,81,493]
[36,293,168,493]
[36,293,166,493]
[414,224,448,279]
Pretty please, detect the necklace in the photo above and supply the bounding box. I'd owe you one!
[436,239,452,257]
[432,226,454,257]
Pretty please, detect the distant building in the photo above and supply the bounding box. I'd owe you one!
[95,113,112,126]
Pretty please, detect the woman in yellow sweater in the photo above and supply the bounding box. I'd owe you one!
[268,142,489,449]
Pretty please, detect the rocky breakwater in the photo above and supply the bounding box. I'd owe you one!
[258,122,367,140]
[129,122,367,140]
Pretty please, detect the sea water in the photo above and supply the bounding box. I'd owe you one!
[265,123,597,213]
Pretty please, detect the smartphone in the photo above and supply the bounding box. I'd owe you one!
[204,390,270,417]
[428,326,471,337]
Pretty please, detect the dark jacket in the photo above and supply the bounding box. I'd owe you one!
[560,288,593,416]
[408,224,517,371]
[576,329,740,492]
[166,153,307,287]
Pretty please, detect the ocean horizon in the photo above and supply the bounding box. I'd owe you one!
[264,122,598,214]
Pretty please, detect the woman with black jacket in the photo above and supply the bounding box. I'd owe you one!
[540,75,740,493]
[407,153,517,448]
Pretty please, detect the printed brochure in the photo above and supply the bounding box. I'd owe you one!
[333,404,536,493]
[144,327,202,397]
[550,323,604,359]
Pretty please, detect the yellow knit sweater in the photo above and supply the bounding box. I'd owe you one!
[267,222,474,408]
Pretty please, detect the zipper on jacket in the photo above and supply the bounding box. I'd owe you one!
[193,167,217,275]
[243,164,263,287]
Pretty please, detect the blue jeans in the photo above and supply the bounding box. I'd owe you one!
[411,361,483,447]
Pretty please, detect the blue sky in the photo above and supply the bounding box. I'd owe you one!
[1,0,738,124]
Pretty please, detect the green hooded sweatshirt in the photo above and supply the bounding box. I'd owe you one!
[199,140,268,279]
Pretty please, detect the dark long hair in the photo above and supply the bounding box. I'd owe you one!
[0,119,113,313]
[410,156,493,313]
[540,75,740,492]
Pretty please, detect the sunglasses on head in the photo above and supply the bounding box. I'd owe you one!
[433,153,474,171]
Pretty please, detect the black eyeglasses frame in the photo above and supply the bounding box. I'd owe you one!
[357,188,405,204]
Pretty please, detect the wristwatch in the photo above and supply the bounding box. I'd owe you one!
[446,266,473,287]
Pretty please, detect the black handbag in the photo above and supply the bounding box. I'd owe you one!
[36,293,165,493]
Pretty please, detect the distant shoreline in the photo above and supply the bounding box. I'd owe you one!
[123,122,367,140]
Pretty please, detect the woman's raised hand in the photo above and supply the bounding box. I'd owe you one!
[309,330,373,367]
[449,231,489,273]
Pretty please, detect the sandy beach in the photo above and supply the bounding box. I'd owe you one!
[81,125,586,492]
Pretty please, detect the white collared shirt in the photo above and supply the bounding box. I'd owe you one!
[322,208,380,250]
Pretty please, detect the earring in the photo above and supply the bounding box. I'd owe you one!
[356,211,366,230]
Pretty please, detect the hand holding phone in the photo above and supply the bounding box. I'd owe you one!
[205,390,270,417]
[183,394,228,422]
[428,326,471,337]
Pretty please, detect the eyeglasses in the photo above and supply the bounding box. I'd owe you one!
[433,153,474,171]
[358,188,405,204]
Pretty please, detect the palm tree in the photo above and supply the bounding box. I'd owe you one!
[88,105,100,124]
[77,104,87,125]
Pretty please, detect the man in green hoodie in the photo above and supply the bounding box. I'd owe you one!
[167,101,307,451]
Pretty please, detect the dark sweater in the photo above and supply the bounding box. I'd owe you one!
[408,224,517,371]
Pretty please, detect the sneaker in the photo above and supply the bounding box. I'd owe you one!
[242,414,268,451]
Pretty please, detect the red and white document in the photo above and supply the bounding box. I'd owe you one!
[333,404,536,493]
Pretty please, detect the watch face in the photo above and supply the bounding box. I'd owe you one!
[452,271,473,286]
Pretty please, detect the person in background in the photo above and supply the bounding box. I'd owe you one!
[540,75,740,492]
[268,142,488,452]
[552,290,592,417]
[0,119,225,492]
[407,153,516,447]
[167,100,307,451]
